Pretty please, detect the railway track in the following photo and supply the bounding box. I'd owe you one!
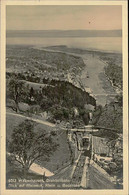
[71,152,86,184]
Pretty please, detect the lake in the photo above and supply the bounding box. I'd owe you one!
[7,37,122,53]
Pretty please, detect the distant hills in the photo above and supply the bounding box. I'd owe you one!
[7,29,122,37]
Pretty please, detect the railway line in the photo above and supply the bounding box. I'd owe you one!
[71,152,86,185]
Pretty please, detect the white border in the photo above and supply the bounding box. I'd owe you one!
[0,1,128,195]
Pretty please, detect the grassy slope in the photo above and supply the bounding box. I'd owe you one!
[6,113,71,173]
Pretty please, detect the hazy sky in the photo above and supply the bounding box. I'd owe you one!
[6,5,122,30]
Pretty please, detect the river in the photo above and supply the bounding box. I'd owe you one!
[7,37,122,53]
[33,47,117,106]
[80,53,116,106]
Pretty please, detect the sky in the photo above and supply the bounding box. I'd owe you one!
[6,5,122,31]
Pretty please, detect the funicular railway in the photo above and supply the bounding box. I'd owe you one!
[68,124,120,188]
[55,116,121,188]
[71,153,86,184]
[70,127,93,185]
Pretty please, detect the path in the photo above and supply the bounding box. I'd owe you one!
[6,112,55,127]
[30,163,54,177]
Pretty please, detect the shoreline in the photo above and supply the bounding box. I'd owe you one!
[33,45,122,55]
[6,44,122,55]
[98,58,122,94]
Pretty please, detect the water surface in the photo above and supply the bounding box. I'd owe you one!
[7,37,122,53]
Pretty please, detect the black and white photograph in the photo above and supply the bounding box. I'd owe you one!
[0,0,128,194]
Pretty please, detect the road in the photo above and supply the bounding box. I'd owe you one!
[7,112,55,127]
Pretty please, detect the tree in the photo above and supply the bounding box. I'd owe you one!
[7,78,28,112]
[92,105,103,125]
[8,120,58,176]
[30,87,34,99]
[96,102,122,133]
[115,93,123,107]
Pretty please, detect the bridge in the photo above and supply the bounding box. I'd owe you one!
[60,124,120,134]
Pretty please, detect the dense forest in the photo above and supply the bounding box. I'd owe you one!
[104,64,122,90]
[92,93,122,134]
[7,76,96,126]
[99,53,122,90]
